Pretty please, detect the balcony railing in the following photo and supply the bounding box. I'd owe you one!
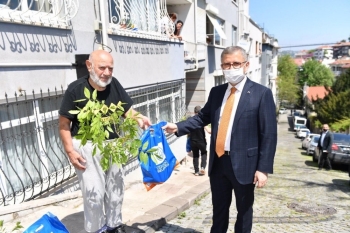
[0,0,79,28]
[108,0,175,40]
[0,79,186,206]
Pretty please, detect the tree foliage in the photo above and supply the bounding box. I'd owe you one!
[313,68,350,130]
[331,68,350,94]
[298,60,334,87]
[277,55,299,106]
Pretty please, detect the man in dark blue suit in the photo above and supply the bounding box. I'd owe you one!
[163,46,277,233]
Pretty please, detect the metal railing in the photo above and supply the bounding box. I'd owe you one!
[0,0,79,28]
[108,0,175,40]
[0,79,186,206]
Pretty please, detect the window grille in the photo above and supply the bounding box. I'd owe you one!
[0,0,79,28]
[108,0,175,40]
[0,80,186,205]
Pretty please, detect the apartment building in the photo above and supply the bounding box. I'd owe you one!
[0,0,278,205]
[332,42,350,59]
[313,45,333,61]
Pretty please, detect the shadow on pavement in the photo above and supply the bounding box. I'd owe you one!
[61,212,85,233]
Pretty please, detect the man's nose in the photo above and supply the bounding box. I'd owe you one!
[103,68,112,75]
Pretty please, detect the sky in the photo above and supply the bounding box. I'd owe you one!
[249,0,350,51]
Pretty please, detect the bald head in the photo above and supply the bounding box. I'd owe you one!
[89,50,113,64]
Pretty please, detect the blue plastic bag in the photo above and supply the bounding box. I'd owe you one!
[138,121,177,191]
[24,212,69,233]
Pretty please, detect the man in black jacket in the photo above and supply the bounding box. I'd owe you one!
[317,124,333,170]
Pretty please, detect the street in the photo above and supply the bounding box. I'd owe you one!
[156,113,350,233]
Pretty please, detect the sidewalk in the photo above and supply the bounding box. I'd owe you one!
[2,156,210,233]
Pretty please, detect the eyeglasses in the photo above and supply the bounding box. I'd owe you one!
[221,61,247,70]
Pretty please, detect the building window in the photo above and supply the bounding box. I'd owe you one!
[206,13,226,46]
[214,75,226,86]
[232,26,237,46]
[0,0,79,28]
[108,0,173,40]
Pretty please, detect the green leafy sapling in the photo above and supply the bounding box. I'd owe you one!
[0,220,23,233]
[68,87,142,171]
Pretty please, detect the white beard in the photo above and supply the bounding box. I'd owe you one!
[90,69,112,88]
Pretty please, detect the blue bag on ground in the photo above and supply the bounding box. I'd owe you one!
[138,121,177,191]
[24,212,69,233]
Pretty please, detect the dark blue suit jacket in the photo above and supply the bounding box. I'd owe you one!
[176,78,277,184]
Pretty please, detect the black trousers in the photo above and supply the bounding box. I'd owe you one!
[190,140,207,173]
[210,154,255,233]
[319,150,332,169]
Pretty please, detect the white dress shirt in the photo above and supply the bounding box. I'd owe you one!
[218,77,247,152]
[320,130,328,149]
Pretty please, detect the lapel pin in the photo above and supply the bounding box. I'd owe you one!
[247,91,250,94]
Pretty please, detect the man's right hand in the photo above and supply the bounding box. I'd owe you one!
[67,150,86,170]
[162,122,178,134]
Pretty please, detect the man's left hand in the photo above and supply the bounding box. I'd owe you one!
[253,171,268,188]
[137,115,151,130]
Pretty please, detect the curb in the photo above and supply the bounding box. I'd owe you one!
[125,180,211,233]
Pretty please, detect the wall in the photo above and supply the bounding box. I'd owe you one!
[0,0,185,96]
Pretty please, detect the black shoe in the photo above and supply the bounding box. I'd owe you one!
[108,225,126,233]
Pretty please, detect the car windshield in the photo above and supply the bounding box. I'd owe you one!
[312,136,320,142]
[333,133,350,145]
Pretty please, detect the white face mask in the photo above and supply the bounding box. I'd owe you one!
[223,67,246,84]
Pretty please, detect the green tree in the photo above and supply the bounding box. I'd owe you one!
[331,68,350,94]
[277,55,299,107]
[313,69,350,129]
[298,60,334,87]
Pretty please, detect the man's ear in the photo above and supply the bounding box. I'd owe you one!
[86,60,92,72]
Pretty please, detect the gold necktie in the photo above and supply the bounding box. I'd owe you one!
[216,87,236,157]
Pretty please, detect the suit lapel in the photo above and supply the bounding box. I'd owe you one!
[232,78,253,134]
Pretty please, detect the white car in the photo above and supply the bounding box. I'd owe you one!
[297,129,310,139]
[301,133,319,149]
[279,108,287,114]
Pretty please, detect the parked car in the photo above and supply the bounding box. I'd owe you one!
[297,129,310,139]
[306,135,320,155]
[302,133,319,149]
[295,125,308,135]
[313,133,350,165]
[279,108,287,114]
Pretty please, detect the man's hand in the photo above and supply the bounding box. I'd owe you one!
[137,115,152,130]
[253,171,268,188]
[67,150,86,170]
[162,122,178,134]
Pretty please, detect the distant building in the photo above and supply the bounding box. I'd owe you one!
[313,45,333,60]
[295,50,313,60]
[329,56,350,77]
[332,42,350,59]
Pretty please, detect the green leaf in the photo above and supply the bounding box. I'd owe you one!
[146,148,158,153]
[92,89,97,100]
[68,110,81,115]
[142,141,149,151]
[84,87,91,99]
[73,99,87,102]
[139,152,148,164]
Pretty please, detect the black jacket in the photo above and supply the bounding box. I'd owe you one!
[317,131,333,153]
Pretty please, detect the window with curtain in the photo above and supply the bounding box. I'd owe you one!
[206,14,226,46]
